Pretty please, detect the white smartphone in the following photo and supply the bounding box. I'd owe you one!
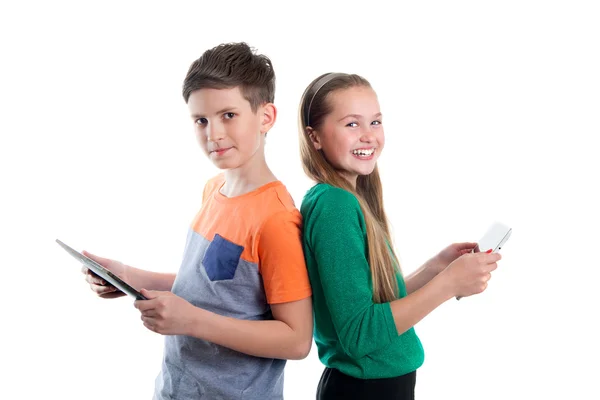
[456,222,512,300]
[472,222,512,254]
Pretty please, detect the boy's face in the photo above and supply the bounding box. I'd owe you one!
[188,87,274,170]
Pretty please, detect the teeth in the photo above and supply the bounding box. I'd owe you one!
[353,149,374,156]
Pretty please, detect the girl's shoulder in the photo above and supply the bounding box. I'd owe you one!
[302,183,359,209]
[300,183,364,229]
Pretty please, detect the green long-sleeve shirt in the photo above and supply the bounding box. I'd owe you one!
[300,183,425,379]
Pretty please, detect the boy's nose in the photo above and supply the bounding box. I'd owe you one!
[207,123,226,142]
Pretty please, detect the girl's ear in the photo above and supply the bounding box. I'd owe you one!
[306,127,322,150]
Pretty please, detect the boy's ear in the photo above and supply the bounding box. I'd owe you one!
[306,127,322,150]
[260,103,277,134]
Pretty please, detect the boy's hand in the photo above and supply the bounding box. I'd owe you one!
[81,251,128,299]
[134,289,199,336]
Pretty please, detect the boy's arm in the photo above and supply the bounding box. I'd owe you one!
[192,210,312,359]
[189,297,312,360]
[83,252,176,295]
[126,266,176,292]
[137,210,313,359]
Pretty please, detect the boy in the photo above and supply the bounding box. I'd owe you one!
[82,42,313,399]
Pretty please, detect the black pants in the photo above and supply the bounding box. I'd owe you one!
[316,367,416,400]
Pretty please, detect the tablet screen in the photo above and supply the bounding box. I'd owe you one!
[56,239,147,300]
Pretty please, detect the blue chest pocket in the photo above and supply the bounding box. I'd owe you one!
[201,234,244,281]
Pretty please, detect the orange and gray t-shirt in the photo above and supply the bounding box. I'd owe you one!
[154,175,312,400]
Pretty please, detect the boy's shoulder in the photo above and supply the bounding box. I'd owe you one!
[268,180,300,214]
[202,173,225,202]
[250,181,301,229]
[202,175,298,217]
[204,173,225,193]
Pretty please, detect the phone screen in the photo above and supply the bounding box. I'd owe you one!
[473,223,512,253]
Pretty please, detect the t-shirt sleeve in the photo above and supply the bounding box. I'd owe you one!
[257,210,312,304]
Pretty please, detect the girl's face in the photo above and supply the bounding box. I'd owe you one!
[311,86,384,186]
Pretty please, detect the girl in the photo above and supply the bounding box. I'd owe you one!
[298,72,501,399]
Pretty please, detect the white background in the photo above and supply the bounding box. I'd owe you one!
[1,1,599,399]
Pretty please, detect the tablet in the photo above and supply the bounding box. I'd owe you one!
[56,239,147,300]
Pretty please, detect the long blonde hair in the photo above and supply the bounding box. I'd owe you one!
[299,73,400,303]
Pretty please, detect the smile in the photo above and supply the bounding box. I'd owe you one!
[351,148,375,157]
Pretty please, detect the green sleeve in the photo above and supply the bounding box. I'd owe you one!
[305,187,399,359]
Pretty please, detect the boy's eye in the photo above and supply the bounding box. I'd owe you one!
[224,112,235,119]
[195,118,208,125]
[346,122,358,127]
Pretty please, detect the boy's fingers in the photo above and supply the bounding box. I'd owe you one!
[141,309,158,318]
[84,271,106,286]
[82,251,112,267]
[143,321,157,333]
[92,283,117,295]
[99,291,126,299]
[134,298,155,311]
[140,288,160,299]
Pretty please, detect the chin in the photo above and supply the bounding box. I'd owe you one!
[211,159,240,170]
[356,167,377,176]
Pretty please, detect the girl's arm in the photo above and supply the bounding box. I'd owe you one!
[304,187,499,359]
[405,243,478,294]
[390,251,500,334]
[403,259,439,294]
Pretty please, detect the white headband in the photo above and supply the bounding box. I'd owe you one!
[305,72,345,126]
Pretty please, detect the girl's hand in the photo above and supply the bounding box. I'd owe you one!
[428,242,478,275]
[440,251,501,298]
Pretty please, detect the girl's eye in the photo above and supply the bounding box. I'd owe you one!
[372,120,382,126]
[346,122,358,128]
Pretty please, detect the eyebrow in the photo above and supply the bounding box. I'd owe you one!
[337,112,382,122]
[191,107,239,119]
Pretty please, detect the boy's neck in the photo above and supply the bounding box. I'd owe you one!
[221,160,277,198]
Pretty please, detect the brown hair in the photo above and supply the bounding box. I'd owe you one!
[299,73,400,303]
[182,42,275,112]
